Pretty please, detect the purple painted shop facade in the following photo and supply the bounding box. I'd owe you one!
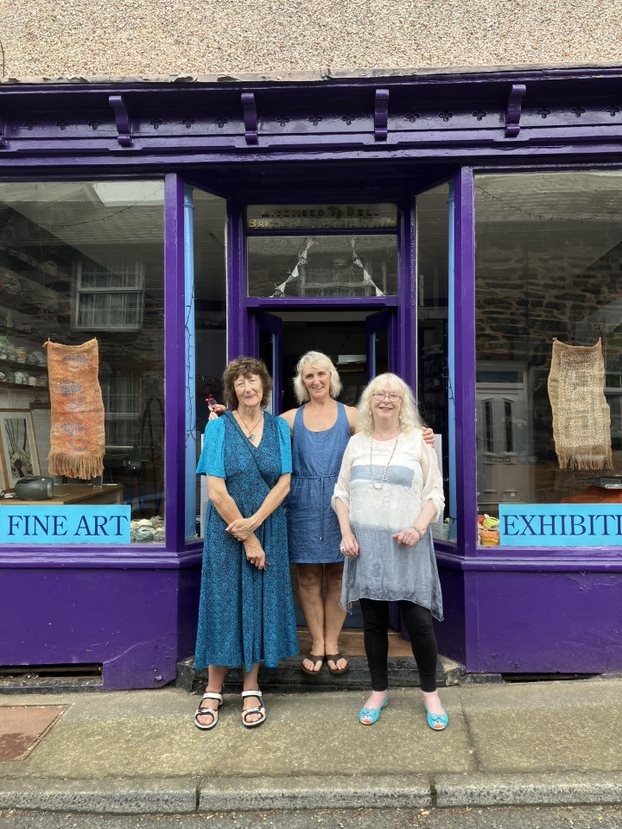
[1,66,622,689]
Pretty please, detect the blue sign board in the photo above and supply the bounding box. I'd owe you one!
[499,504,622,547]
[1,505,132,545]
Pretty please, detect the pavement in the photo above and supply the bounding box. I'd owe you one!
[1,675,622,816]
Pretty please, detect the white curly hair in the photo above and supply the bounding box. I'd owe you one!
[356,372,422,435]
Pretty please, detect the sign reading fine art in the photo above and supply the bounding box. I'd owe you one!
[1,505,131,545]
[499,504,622,547]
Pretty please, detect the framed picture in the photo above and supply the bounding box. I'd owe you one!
[0,410,40,489]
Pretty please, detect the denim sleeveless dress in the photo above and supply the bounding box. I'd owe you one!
[287,402,351,564]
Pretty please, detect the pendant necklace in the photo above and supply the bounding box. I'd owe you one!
[369,435,399,490]
[236,410,263,440]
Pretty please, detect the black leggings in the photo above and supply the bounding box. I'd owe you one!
[359,598,438,693]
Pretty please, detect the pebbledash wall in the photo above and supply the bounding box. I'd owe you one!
[1,2,622,687]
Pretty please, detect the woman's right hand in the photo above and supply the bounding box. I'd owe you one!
[339,531,359,558]
[243,535,267,570]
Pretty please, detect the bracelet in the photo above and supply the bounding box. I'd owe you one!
[412,526,424,542]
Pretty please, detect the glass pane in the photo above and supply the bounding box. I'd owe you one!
[475,171,622,548]
[192,189,227,541]
[0,180,165,542]
[247,203,397,230]
[248,235,397,298]
[416,182,453,541]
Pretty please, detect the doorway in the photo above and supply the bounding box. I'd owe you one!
[249,306,396,633]
[251,308,394,413]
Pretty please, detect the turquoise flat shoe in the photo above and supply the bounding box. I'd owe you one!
[424,704,448,731]
[358,696,388,726]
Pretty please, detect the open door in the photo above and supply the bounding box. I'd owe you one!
[250,310,282,413]
[366,308,393,377]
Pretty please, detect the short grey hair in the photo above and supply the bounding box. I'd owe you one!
[356,373,422,435]
[292,351,342,404]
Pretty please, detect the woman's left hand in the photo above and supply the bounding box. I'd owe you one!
[392,527,424,547]
[422,427,435,447]
[226,516,258,540]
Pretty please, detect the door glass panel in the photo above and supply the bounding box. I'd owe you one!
[247,203,397,230]
[192,189,227,541]
[247,235,397,297]
[416,182,453,541]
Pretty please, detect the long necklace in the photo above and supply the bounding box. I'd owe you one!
[369,436,399,490]
[236,409,263,440]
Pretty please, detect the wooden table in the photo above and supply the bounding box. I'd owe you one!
[0,483,124,506]
[560,485,622,504]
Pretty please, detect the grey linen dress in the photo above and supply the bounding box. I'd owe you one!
[332,430,445,620]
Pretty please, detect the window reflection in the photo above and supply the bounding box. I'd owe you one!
[476,171,622,546]
[0,180,165,542]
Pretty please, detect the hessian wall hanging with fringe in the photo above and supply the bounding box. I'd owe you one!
[44,338,105,479]
[547,337,613,471]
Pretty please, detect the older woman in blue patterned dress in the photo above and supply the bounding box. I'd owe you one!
[193,357,298,730]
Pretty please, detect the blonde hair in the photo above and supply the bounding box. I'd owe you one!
[356,373,422,435]
[292,351,342,404]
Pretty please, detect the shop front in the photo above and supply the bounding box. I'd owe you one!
[1,67,621,688]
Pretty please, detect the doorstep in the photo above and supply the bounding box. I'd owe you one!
[177,629,464,693]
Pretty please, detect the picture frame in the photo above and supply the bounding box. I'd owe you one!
[0,409,41,489]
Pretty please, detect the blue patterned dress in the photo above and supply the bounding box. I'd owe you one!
[194,411,299,671]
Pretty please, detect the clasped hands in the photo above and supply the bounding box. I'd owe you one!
[227,518,266,569]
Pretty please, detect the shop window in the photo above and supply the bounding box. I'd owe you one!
[0,180,165,542]
[247,204,398,298]
[475,171,622,549]
[416,182,454,541]
[188,189,227,542]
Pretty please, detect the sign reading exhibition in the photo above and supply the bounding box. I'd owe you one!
[1,505,131,545]
[499,504,622,547]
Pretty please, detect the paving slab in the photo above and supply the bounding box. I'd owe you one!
[460,678,622,773]
[0,706,66,762]
[0,688,472,779]
[435,771,622,808]
[197,774,432,811]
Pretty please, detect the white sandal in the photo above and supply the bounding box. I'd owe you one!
[193,691,223,731]
[241,689,266,728]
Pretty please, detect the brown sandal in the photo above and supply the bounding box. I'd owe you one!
[301,654,324,675]
[326,653,349,675]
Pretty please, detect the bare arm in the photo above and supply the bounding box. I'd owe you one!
[226,474,291,540]
[279,408,297,434]
[334,497,359,557]
[344,405,358,434]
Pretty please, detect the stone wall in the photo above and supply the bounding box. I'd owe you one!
[1,0,622,81]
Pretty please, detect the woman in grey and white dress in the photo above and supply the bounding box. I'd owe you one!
[332,373,448,730]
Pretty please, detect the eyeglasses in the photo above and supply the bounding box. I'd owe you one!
[371,392,402,402]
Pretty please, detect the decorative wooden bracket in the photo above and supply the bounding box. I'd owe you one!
[241,92,258,145]
[505,83,527,137]
[374,88,389,141]
[108,95,132,147]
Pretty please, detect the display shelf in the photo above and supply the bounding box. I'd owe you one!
[0,359,47,372]
[0,381,48,391]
